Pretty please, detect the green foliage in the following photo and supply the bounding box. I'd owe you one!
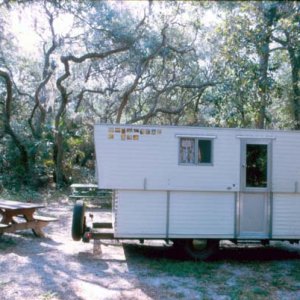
[0,138,27,191]
[0,1,299,189]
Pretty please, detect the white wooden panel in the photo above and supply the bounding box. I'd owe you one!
[169,192,235,237]
[94,125,240,191]
[273,193,300,237]
[114,190,167,238]
[239,193,268,236]
[272,134,300,193]
[95,125,300,193]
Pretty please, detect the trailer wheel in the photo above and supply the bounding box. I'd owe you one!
[183,239,219,261]
[72,200,86,241]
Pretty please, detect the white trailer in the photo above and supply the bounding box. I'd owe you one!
[72,124,300,259]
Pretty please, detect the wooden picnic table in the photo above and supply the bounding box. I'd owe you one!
[0,199,57,237]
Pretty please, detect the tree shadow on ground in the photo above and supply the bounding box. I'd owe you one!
[214,242,300,262]
[0,233,84,299]
[0,231,62,250]
[123,240,300,263]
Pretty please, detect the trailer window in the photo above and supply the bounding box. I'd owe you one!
[179,138,213,165]
[179,138,195,164]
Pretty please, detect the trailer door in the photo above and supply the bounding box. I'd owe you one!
[239,139,272,238]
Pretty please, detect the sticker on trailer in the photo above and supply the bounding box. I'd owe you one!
[107,127,162,141]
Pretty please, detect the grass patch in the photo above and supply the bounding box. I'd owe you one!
[252,286,270,297]
[140,258,220,279]
[0,280,12,287]
[228,286,270,300]
[40,291,57,300]
[228,286,245,299]
[0,236,17,250]
[271,274,288,288]
[127,243,300,299]
[289,261,300,281]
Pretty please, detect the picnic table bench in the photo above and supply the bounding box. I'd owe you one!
[0,199,57,237]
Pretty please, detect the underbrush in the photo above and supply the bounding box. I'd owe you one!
[0,186,70,204]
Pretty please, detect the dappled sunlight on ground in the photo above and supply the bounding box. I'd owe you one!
[1,203,300,299]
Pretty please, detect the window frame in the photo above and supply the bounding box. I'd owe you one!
[178,137,214,166]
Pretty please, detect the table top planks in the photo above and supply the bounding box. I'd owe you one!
[0,199,45,210]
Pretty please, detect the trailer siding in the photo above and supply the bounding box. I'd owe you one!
[114,190,235,238]
[272,135,300,193]
[95,125,300,193]
[95,126,240,191]
[168,192,235,237]
[94,124,300,240]
[114,190,167,238]
[272,194,300,238]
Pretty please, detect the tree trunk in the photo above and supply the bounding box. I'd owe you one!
[53,131,66,187]
[0,70,31,181]
[287,46,300,129]
[256,35,271,129]
[256,3,276,129]
[5,124,30,176]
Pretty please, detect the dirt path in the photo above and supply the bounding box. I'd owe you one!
[1,202,300,300]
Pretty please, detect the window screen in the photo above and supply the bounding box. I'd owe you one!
[179,138,213,165]
[179,138,195,163]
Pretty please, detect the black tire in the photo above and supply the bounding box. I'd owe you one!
[182,239,219,261]
[72,200,86,241]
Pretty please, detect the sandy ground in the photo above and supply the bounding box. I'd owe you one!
[1,202,300,300]
[0,203,178,300]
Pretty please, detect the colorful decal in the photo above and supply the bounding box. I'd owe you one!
[107,127,162,141]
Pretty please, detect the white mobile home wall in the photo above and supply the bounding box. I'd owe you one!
[94,124,300,240]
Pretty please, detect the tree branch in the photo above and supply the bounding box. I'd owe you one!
[271,35,287,46]
[75,88,119,112]
[61,45,130,64]
[0,69,13,122]
[115,25,168,123]
[127,80,218,124]
[269,46,286,52]
[0,69,29,171]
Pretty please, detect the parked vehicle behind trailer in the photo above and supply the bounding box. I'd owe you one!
[72,124,300,260]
